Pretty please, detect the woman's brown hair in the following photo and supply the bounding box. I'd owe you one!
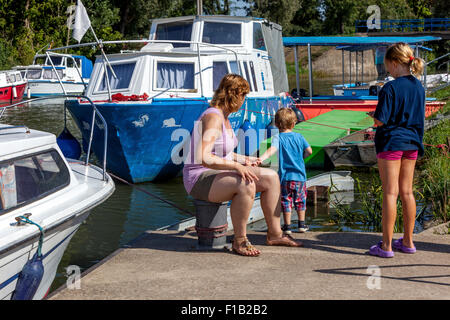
[385,42,425,76]
[210,74,250,114]
[275,107,297,131]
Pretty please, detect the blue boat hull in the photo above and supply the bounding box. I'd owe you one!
[66,96,292,183]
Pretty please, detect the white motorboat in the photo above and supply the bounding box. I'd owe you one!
[13,53,92,97]
[0,109,114,299]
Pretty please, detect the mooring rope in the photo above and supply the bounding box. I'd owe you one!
[107,172,195,216]
[15,216,45,257]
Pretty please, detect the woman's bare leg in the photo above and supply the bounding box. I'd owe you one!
[378,158,401,252]
[208,172,260,255]
[399,158,417,248]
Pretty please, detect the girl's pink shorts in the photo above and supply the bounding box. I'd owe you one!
[376,150,418,160]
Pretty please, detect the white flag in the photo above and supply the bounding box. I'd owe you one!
[71,0,91,43]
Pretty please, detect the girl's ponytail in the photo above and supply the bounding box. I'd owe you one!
[410,56,425,77]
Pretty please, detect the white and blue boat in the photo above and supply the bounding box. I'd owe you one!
[14,53,93,97]
[54,15,293,183]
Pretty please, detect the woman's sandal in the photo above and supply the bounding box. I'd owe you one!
[232,236,261,257]
[266,233,303,247]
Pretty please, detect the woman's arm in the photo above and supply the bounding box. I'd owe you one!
[199,113,258,182]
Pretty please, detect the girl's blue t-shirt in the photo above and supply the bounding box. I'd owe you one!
[373,75,425,156]
[271,132,310,183]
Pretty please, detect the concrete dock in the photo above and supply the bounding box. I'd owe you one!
[48,224,450,300]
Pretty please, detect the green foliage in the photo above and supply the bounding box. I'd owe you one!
[419,119,450,222]
[0,0,448,68]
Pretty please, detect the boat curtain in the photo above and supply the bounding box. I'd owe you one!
[156,62,194,89]
[99,63,136,91]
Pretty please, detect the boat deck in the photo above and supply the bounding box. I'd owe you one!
[47,224,450,300]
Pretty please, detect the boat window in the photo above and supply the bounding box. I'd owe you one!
[202,22,241,45]
[45,56,63,66]
[15,73,22,81]
[249,61,258,91]
[20,71,26,78]
[0,150,70,214]
[213,61,228,91]
[43,69,64,80]
[98,62,136,91]
[67,58,81,69]
[5,75,12,83]
[156,62,195,90]
[26,69,42,80]
[155,20,193,48]
[243,62,253,91]
[253,22,266,51]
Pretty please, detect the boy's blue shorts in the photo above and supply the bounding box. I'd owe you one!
[281,181,307,213]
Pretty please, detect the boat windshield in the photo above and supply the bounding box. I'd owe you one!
[45,56,63,66]
[0,149,70,214]
[202,21,241,45]
[155,20,193,48]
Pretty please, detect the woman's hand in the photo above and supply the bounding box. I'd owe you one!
[234,163,259,183]
[244,156,261,167]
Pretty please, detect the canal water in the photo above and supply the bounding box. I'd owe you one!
[0,78,426,294]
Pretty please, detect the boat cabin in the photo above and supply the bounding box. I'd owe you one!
[86,16,288,101]
[0,125,76,214]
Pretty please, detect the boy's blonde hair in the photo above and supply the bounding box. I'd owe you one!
[275,108,297,130]
[210,74,250,114]
[385,42,425,77]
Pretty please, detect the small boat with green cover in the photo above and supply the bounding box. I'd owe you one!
[259,110,374,169]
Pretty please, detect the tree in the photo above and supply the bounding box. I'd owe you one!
[243,0,300,33]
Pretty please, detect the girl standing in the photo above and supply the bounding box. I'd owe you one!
[369,42,425,258]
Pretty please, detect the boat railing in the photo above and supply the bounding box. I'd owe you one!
[44,52,88,92]
[48,39,243,101]
[425,52,450,93]
[0,95,109,181]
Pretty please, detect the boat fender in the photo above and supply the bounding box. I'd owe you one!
[290,106,305,124]
[57,127,82,160]
[11,252,44,300]
[266,119,278,139]
[12,216,45,300]
[240,119,253,156]
[12,86,17,99]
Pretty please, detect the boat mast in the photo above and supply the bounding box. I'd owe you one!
[197,0,203,15]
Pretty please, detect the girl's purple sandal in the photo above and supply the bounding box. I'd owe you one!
[393,237,416,254]
[369,241,394,258]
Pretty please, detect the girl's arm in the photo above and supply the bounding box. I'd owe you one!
[367,111,384,126]
[199,113,258,182]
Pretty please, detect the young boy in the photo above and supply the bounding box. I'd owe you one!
[258,107,312,234]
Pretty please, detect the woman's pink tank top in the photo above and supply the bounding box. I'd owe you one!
[183,107,238,194]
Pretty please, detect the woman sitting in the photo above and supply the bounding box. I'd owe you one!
[183,74,302,257]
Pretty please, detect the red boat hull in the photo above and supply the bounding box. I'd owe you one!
[0,83,27,102]
[296,100,445,120]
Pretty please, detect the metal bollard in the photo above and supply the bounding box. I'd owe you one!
[193,199,230,250]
